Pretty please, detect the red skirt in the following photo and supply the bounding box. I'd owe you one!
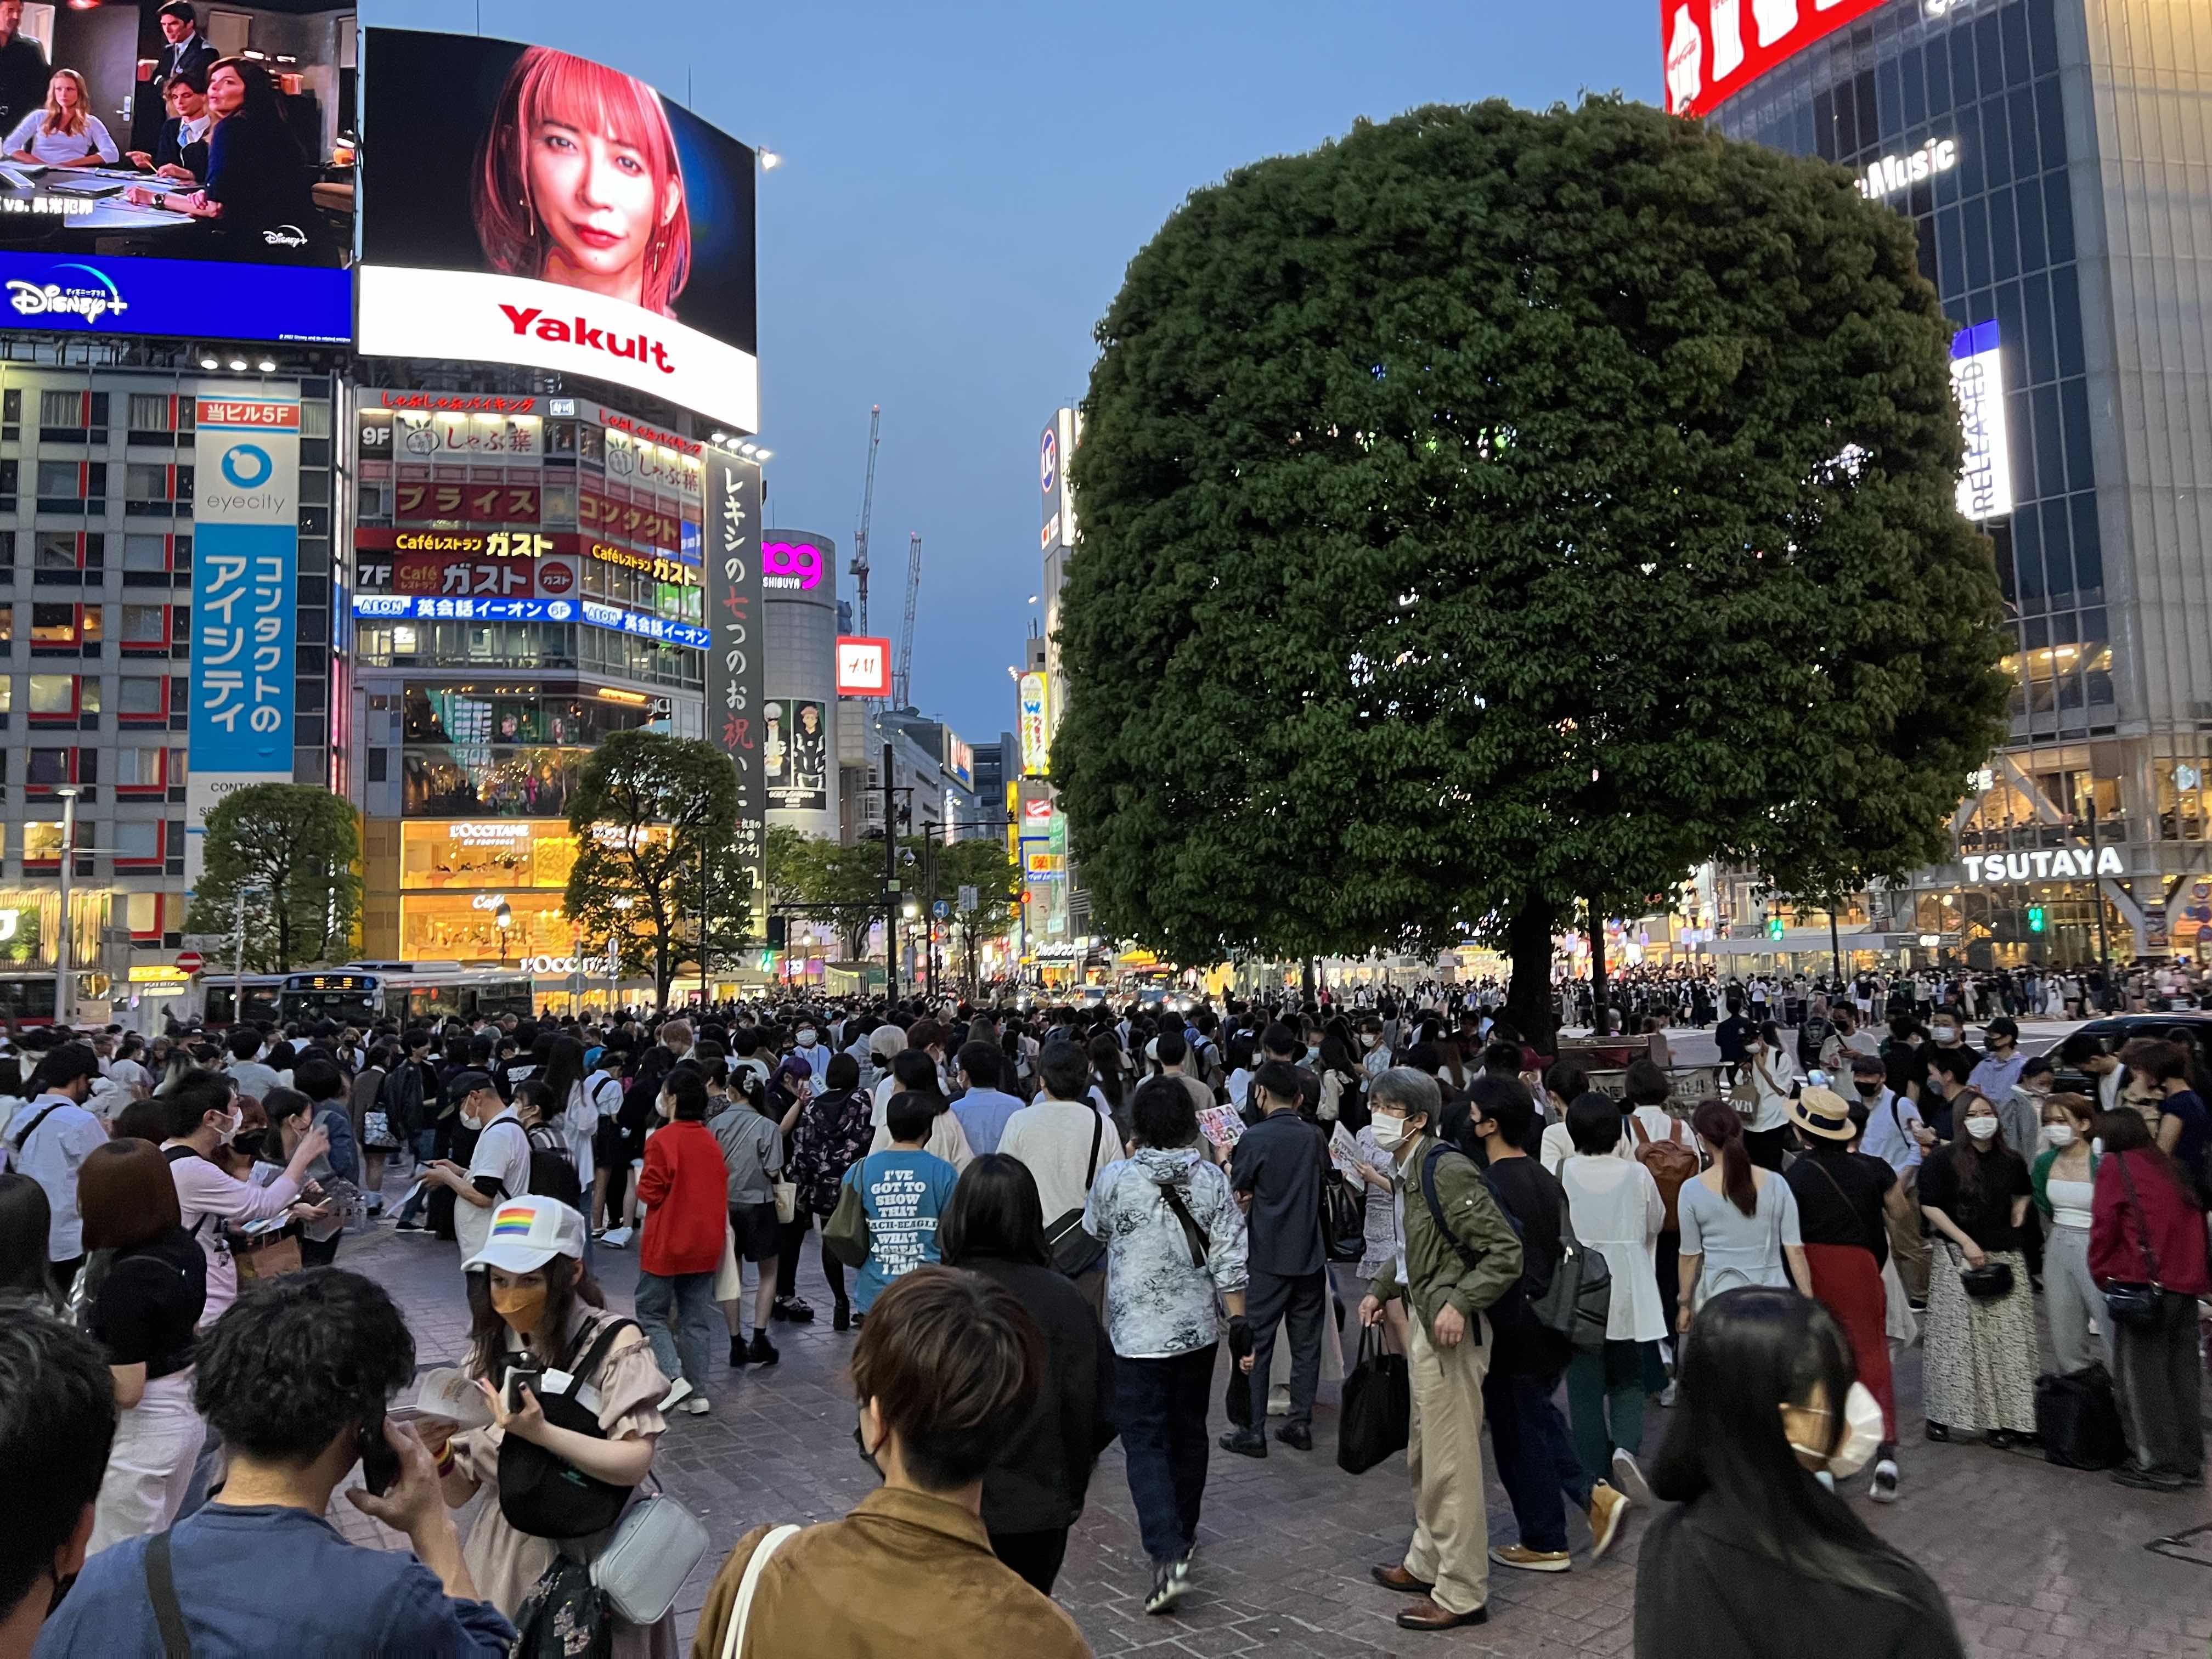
[1804,1242,1894,1440]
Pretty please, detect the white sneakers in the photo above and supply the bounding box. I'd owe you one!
[658,1377,693,1413]
[1869,1459,1900,1503]
[681,1395,711,1415]
[599,1226,634,1249]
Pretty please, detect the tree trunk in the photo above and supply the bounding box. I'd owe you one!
[1588,895,1609,1039]
[1502,895,1560,1057]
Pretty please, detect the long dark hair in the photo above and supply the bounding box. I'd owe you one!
[1087,1034,1127,1113]
[540,1036,587,1120]
[938,1154,1051,1268]
[1692,1099,1757,1217]
[2098,1105,2204,1211]
[1652,1289,1950,1610]
[466,1252,607,1380]
[1945,1094,2007,1194]
[0,1172,53,1305]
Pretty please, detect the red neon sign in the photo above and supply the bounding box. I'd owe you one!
[1662,0,1891,120]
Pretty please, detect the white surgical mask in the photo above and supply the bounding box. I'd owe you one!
[1965,1116,1999,1142]
[1369,1115,1410,1152]
[1788,1380,1885,1479]
[1931,1025,1957,1043]
[221,1108,243,1144]
[798,1030,817,1047]
[2043,1122,2076,1149]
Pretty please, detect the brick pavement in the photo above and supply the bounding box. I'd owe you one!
[324,1198,2212,1658]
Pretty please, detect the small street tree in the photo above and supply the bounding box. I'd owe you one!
[184,784,362,971]
[932,837,1022,990]
[1052,97,2009,1048]
[774,831,888,961]
[565,731,743,1011]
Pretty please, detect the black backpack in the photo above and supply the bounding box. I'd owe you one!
[524,1122,584,1211]
[498,1316,642,1538]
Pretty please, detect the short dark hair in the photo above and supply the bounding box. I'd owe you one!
[1260,1022,1299,1058]
[1131,1074,1197,1149]
[849,1266,1039,1492]
[938,1154,1050,1268]
[1623,1058,1671,1105]
[954,1041,1002,1090]
[165,62,208,97]
[1927,1047,1978,1086]
[30,1042,96,1093]
[0,1300,115,1622]
[2124,1038,2189,1085]
[1468,1073,1536,1146]
[293,1057,345,1103]
[1251,1059,1302,1107]
[194,1268,414,1464]
[227,1026,262,1062]
[885,1090,936,1144]
[1153,1029,1188,1068]
[661,1070,709,1122]
[1036,1041,1092,1103]
[158,1,198,24]
[2057,1032,2105,1067]
[825,1052,860,1091]
[891,1047,941,1095]
[1567,1091,1624,1155]
[1849,1050,1887,1077]
[163,1071,236,1141]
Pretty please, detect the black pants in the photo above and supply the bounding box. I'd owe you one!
[989,1527,1069,1595]
[300,1234,341,1268]
[1118,1342,1216,1565]
[775,1213,811,1300]
[817,1234,848,1308]
[1653,1229,1681,1349]
[47,1254,83,1306]
[1244,1267,1326,1429]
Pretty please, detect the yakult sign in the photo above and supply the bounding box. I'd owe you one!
[1662,0,1892,120]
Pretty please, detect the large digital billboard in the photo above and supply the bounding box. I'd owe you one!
[358,29,759,433]
[1662,0,1891,120]
[0,3,353,343]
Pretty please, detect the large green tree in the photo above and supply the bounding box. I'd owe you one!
[565,731,749,1010]
[184,784,362,970]
[1052,97,2009,1045]
[771,830,889,960]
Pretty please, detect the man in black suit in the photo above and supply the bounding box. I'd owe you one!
[133,2,217,150]
[0,0,49,139]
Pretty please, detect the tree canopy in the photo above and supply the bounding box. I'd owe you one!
[565,730,748,1010]
[184,784,362,971]
[1051,97,2009,1036]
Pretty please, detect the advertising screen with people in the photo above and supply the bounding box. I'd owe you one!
[0,1,353,342]
[358,29,759,434]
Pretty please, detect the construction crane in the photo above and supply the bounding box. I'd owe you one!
[849,406,879,636]
[894,530,922,710]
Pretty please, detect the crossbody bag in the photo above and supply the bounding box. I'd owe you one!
[1044,1111,1107,1277]
[2103,1152,2168,1328]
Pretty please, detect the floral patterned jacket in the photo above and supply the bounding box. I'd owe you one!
[788,1087,875,1218]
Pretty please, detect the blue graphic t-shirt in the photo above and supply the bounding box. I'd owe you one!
[844,1146,961,1312]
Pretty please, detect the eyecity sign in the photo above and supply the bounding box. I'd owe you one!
[1961,847,2123,883]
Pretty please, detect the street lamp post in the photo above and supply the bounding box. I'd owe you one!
[494,901,514,970]
[54,788,78,1026]
[2085,788,2114,1006]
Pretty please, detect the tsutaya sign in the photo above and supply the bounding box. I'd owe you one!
[1962,847,2123,883]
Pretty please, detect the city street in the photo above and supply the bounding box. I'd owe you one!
[330,1189,2212,1658]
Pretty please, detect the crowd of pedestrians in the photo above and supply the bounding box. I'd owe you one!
[0,975,2203,1653]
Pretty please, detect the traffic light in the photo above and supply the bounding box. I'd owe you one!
[2027,905,2046,933]
[1767,916,1784,940]
[766,916,787,949]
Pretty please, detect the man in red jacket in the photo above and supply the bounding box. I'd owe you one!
[635,1068,727,1414]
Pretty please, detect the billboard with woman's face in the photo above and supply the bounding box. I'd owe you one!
[358,29,758,433]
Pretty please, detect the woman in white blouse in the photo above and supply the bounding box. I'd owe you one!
[5,70,119,168]
[1742,1020,1799,1169]
[1557,1092,1669,1496]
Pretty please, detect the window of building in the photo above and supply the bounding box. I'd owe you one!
[34,533,77,572]
[168,746,186,782]
[112,748,165,787]
[37,390,79,427]
[126,394,171,433]
[118,676,165,716]
[0,603,10,643]
[26,748,67,785]
[35,461,80,500]
[29,603,77,644]
[112,821,161,861]
[120,605,166,645]
[22,821,64,860]
[29,674,71,713]
[122,534,168,573]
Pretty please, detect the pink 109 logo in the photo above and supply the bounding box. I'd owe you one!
[761,540,823,589]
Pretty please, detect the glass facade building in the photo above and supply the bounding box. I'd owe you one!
[1705,0,2212,966]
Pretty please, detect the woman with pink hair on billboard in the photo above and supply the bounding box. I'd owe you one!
[473,47,691,319]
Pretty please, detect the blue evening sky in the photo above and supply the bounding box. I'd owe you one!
[375,1,1661,742]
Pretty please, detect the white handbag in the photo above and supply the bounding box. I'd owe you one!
[711,1222,743,1302]
[589,1488,710,1627]
[717,1523,801,1659]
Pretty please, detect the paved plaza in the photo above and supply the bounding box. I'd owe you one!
[329,1187,2212,1659]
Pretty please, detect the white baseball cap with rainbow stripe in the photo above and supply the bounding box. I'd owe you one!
[461,1196,586,1274]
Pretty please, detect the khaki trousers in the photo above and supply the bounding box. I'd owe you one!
[1402,1312,1491,1616]
[1888,1169,1931,1304]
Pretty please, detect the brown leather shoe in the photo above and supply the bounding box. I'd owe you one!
[1396,1596,1489,1631]
[1370,1563,1434,1594]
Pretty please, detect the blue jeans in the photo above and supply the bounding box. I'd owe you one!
[392,1130,439,1224]
[635,1270,716,1392]
[1482,1366,1592,1555]
[1117,1342,1216,1565]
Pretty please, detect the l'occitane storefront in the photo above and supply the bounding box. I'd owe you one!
[369,820,585,964]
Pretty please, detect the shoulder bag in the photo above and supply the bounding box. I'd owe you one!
[718,1523,803,1659]
[2102,1152,2168,1328]
[1045,1110,1107,1276]
[1158,1177,1211,1268]
[1318,1122,1365,1263]
[591,1478,711,1626]
[498,1315,645,1539]
[822,1173,871,1269]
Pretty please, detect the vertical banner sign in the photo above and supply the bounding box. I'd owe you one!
[1950,321,2013,522]
[706,450,766,940]
[188,387,301,886]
